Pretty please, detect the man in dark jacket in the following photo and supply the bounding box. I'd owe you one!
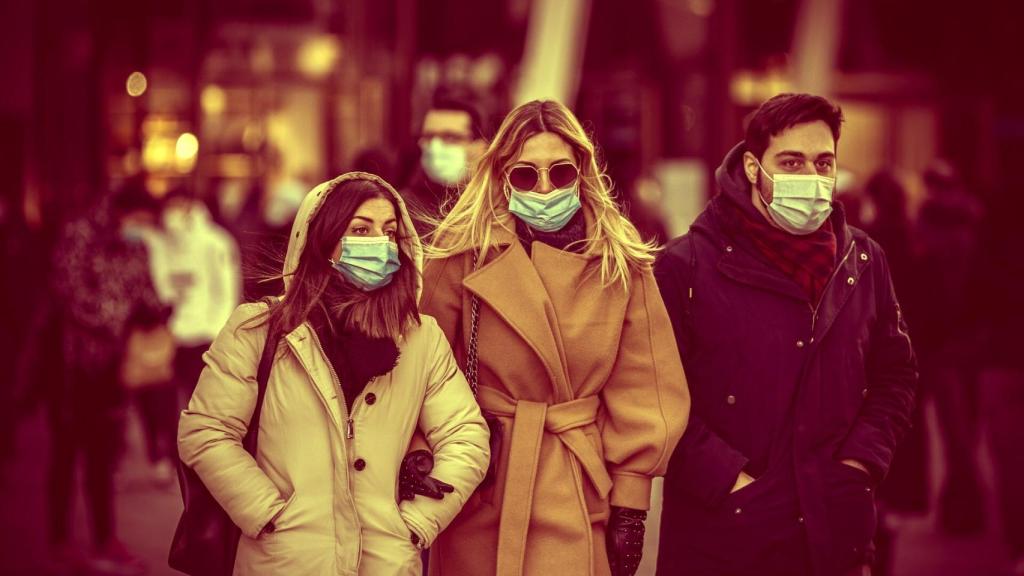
[654,93,917,576]
[401,92,487,236]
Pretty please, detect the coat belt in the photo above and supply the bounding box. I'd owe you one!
[477,386,612,576]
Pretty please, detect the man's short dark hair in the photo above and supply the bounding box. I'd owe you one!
[746,93,844,160]
[428,91,486,140]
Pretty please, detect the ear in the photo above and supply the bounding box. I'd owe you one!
[742,152,759,185]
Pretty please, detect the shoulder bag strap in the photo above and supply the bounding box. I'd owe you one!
[465,251,481,397]
[242,327,281,456]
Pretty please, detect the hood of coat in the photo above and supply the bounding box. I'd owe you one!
[714,141,765,223]
[283,171,423,297]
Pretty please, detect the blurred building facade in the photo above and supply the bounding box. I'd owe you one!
[1,0,1018,230]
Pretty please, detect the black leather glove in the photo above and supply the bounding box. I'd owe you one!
[398,450,454,501]
[606,506,647,576]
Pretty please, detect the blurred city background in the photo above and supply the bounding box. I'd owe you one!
[1,0,1021,574]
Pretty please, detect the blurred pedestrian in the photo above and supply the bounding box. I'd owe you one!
[130,185,241,486]
[157,186,241,403]
[624,169,670,244]
[177,172,489,574]
[416,99,690,576]
[858,170,924,576]
[655,94,918,576]
[48,179,167,575]
[974,177,1024,575]
[915,161,986,536]
[401,91,488,236]
[352,147,398,186]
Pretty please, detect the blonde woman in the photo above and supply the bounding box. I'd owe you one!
[178,172,489,574]
[417,100,690,576]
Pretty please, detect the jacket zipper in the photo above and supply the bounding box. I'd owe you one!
[310,330,354,439]
[809,240,856,336]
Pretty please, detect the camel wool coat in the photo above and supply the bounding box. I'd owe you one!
[178,172,490,575]
[422,217,690,576]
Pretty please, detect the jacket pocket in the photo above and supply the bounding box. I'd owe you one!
[825,460,878,568]
[261,491,298,537]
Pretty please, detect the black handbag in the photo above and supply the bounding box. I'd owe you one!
[467,252,503,487]
[168,328,280,575]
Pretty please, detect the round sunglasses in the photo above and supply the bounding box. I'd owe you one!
[505,162,580,193]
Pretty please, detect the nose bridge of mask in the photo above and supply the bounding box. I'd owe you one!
[340,236,398,265]
[757,160,834,199]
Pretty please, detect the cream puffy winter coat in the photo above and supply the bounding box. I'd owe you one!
[178,172,490,575]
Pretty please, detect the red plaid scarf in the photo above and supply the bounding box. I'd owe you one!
[729,201,838,304]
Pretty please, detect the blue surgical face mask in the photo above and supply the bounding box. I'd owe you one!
[331,236,401,291]
[756,160,835,235]
[507,183,582,232]
[421,138,468,185]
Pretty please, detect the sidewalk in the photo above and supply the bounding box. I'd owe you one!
[0,408,180,576]
[0,404,1013,575]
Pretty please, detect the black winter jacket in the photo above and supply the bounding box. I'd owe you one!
[654,143,917,576]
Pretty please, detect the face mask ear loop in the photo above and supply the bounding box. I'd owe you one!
[753,159,774,209]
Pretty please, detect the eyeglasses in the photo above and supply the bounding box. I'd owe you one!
[505,162,579,193]
[418,131,473,147]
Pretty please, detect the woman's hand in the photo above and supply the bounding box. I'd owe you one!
[606,506,647,576]
[398,450,455,501]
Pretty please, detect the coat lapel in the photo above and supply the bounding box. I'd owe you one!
[717,244,809,303]
[284,324,346,430]
[463,234,573,402]
[811,238,867,342]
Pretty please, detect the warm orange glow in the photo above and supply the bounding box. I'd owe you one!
[175,132,199,173]
[201,85,227,116]
[297,35,340,78]
[126,71,148,97]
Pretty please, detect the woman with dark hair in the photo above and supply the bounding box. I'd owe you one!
[177,172,490,574]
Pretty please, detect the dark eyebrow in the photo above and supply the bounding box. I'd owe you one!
[774,151,836,160]
[350,216,398,224]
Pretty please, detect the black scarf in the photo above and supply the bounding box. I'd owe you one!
[311,306,400,409]
[514,210,587,255]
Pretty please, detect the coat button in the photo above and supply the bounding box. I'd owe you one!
[847,276,856,285]
[860,253,868,261]
[862,388,868,398]
[725,245,734,253]
[354,458,366,471]
[365,393,376,405]
[734,507,742,515]
[798,516,805,524]
[726,395,736,405]
[796,340,805,348]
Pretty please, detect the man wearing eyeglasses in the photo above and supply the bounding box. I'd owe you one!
[401,93,488,235]
[653,93,918,576]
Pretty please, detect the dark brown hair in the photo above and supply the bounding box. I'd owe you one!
[260,179,420,341]
[746,93,844,161]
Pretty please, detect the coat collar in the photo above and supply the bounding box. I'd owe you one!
[704,196,856,305]
[283,322,348,428]
[460,206,603,404]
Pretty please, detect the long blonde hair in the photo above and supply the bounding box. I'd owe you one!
[425,99,656,289]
